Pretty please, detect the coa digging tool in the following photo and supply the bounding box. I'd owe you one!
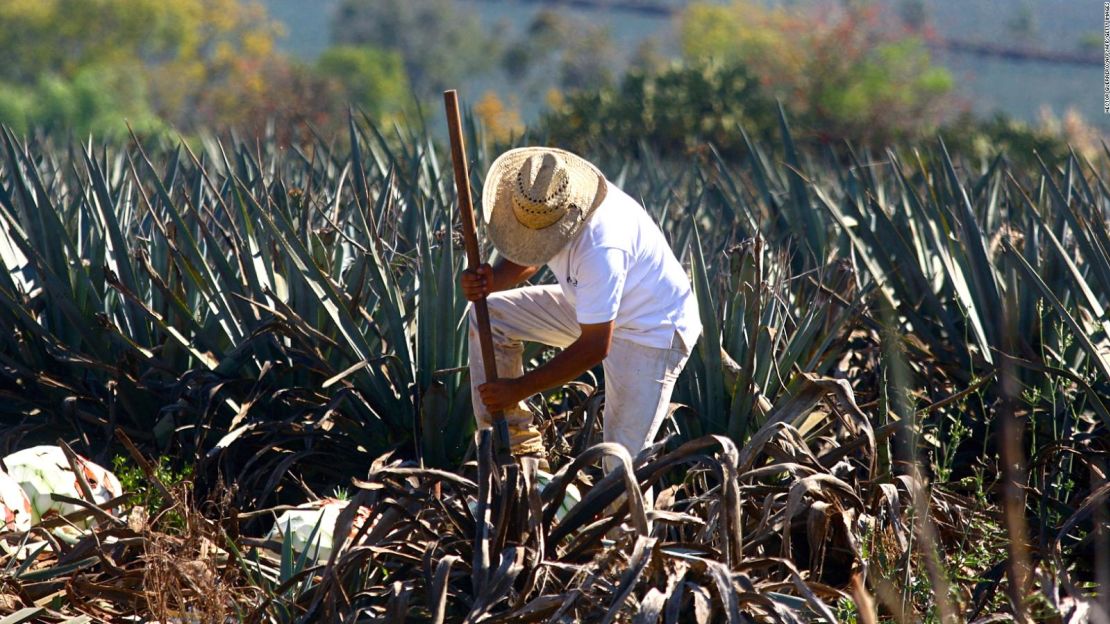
[443,90,513,465]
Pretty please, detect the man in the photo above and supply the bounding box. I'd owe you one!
[461,147,701,466]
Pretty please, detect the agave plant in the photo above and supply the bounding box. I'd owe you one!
[0,120,484,509]
[2,106,1110,622]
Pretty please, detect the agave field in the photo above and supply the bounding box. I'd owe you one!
[0,110,1108,622]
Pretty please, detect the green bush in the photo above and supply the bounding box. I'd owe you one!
[112,455,193,529]
[0,83,32,134]
[316,45,413,121]
[939,111,1074,166]
[679,1,955,145]
[541,61,777,157]
[0,64,166,139]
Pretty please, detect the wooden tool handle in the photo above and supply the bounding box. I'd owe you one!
[443,90,512,460]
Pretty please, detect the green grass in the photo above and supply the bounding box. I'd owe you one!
[111,454,193,527]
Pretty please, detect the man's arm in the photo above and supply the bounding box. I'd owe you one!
[489,258,539,292]
[460,258,538,301]
[477,320,614,412]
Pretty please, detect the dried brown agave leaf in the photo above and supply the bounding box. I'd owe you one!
[660,562,690,624]
[600,535,658,624]
[873,482,910,553]
[778,473,863,561]
[544,442,650,543]
[684,582,714,624]
[633,587,668,624]
[428,554,459,624]
[806,501,831,575]
[482,594,564,623]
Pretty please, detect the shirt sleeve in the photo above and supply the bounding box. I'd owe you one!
[572,246,630,324]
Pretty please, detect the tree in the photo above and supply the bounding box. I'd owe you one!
[0,0,184,84]
[0,63,165,138]
[1006,2,1037,45]
[630,37,668,75]
[501,10,616,95]
[0,0,285,135]
[898,0,928,32]
[679,0,954,144]
[44,64,164,137]
[196,56,350,143]
[316,46,412,121]
[540,61,776,158]
[474,91,524,144]
[330,0,494,97]
[0,86,32,134]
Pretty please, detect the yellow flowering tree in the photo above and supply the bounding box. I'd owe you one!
[0,0,284,134]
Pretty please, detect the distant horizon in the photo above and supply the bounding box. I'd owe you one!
[263,0,1106,129]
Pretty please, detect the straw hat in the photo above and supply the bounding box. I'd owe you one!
[482,147,607,267]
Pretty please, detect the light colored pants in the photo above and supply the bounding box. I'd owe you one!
[468,285,692,463]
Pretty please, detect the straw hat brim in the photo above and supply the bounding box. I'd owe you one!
[482,147,607,267]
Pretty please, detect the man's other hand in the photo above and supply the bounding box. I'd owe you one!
[461,263,493,301]
[478,378,527,412]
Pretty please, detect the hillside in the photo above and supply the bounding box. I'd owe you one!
[263,0,1104,126]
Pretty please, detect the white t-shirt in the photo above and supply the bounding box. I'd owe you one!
[546,181,702,351]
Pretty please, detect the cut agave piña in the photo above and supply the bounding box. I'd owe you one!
[2,445,123,527]
[536,470,582,523]
[266,498,371,562]
[0,468,32,533]
[466,470,582,523]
